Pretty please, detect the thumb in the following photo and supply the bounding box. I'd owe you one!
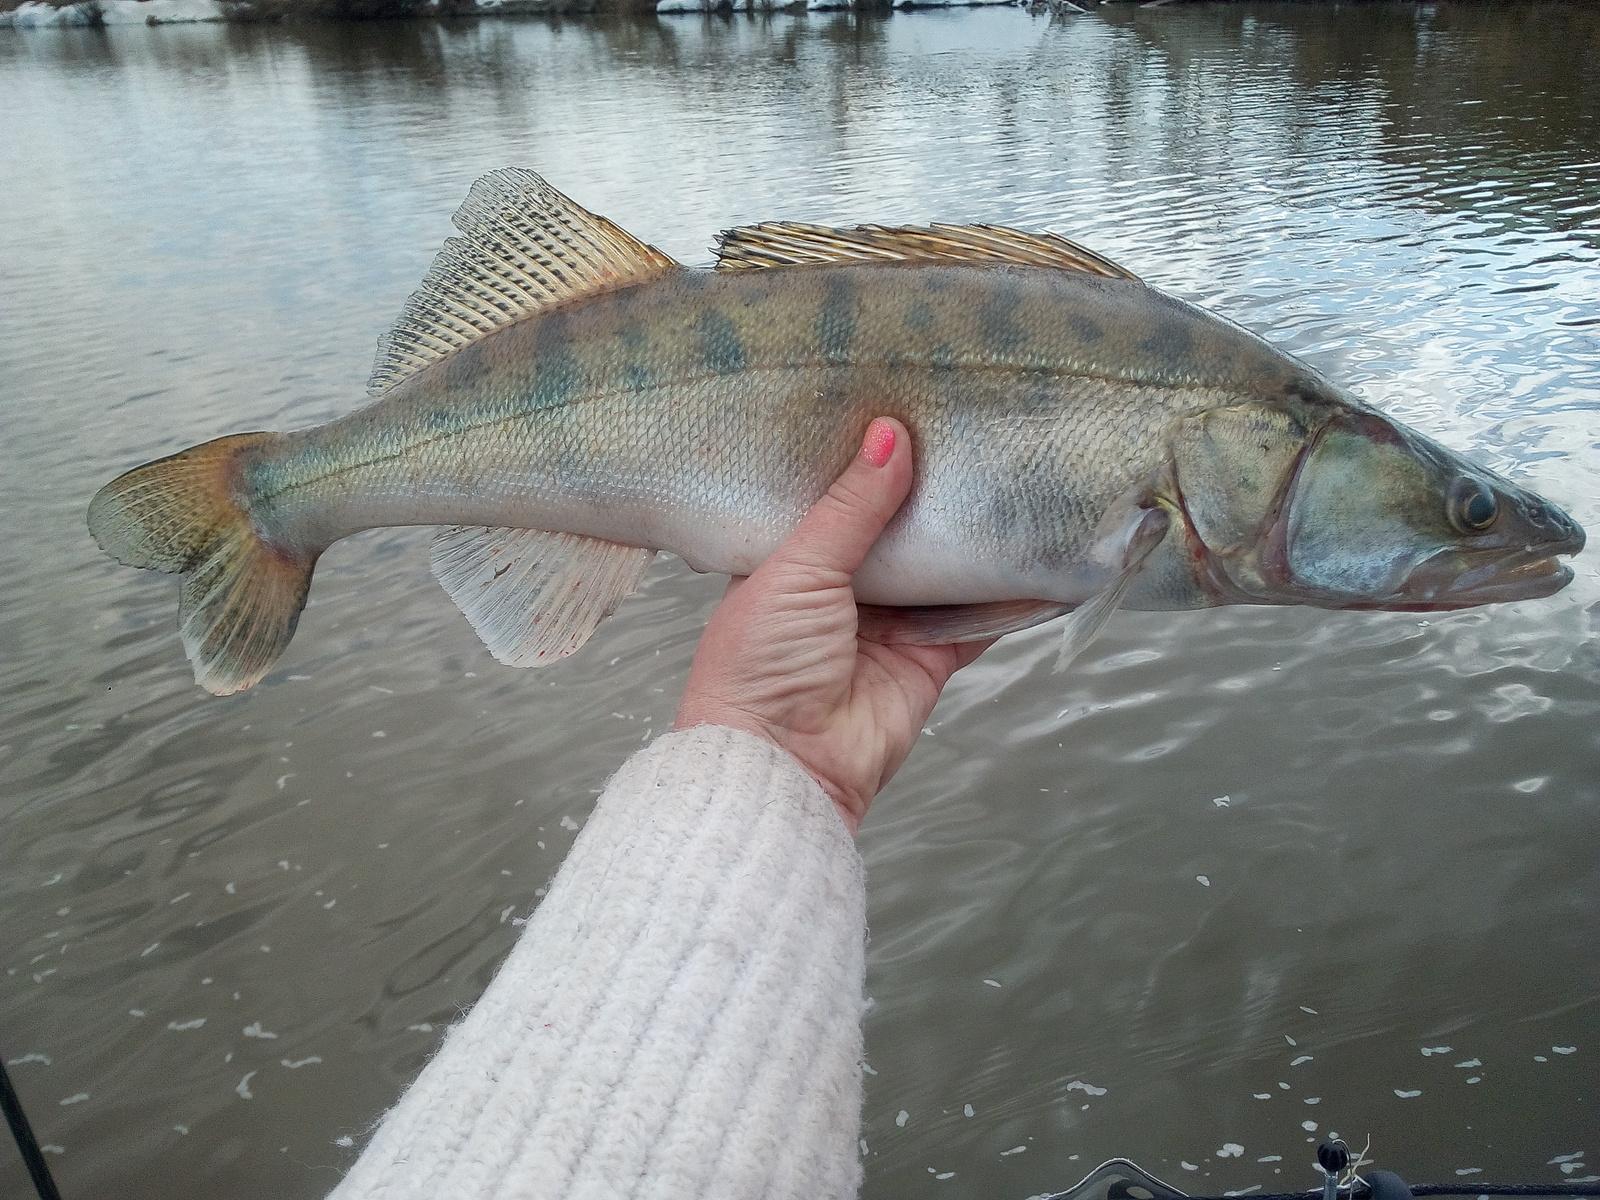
[770,418,913,582]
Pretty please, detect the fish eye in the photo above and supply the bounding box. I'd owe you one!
[1449,477,1498,533]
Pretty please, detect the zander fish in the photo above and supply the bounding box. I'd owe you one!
[88,169,1585,695]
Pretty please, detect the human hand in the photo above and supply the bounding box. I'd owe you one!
[673,418,993,834]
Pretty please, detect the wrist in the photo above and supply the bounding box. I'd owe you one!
[669,715,867,835]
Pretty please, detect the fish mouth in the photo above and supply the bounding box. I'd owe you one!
[1385,537,1583,611]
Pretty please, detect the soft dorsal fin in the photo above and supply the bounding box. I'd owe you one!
[713,221,1139,281]
[369,169,679,395]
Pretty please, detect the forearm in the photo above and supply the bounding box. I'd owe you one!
[330,725,868,1200]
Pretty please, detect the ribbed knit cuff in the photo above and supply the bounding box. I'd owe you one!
[330,726,867,1200]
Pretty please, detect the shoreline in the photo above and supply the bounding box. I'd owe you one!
[0,0,1525,28]
[4,0,1004,24]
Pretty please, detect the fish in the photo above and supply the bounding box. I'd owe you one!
[87,168,1585,695]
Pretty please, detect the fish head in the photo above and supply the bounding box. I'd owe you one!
[1170,401,1585,611]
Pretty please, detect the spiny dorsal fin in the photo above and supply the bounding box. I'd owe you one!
[713,221,1138,281]
[369,169,679,395]
[430,526,655,667]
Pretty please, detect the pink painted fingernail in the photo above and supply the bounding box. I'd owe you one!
[860,419,895,468]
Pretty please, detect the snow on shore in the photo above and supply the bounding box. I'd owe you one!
[0,0,1015,24]
[658,0,1015,11]
[2,0,223,25]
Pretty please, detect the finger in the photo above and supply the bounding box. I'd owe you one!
[767,417,913,582]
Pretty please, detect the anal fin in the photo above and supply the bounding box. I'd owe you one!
[430,527,655,667]
[856,598,1076,646]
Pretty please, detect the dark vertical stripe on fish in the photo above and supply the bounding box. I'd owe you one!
[1138,319,1195,370]
[1067,314,1104,344]
[979,276,1028,354]
[531,340,582,409]
[818,276,857,365]
[697,309,747,375]
[444,341,489,392]
[617,320,650,353]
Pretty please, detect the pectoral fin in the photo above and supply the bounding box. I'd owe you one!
[856,598,1077,646]
[430,526,655,667]
[1055,507,1171,673]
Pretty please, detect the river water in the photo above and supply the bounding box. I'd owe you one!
[2,4,1597,1197]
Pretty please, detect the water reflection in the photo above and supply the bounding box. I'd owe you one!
[2,6,1597,1199]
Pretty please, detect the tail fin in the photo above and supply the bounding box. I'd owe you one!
[87,432,318,696]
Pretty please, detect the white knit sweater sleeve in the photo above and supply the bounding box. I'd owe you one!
[329,725,867,1200]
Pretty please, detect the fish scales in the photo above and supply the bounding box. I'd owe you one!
[257,264,1277,605]
[87,168,1583,693]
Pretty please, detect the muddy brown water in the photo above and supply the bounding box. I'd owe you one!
[2,4,1597,1197]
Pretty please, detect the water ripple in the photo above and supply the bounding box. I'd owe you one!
[3,6,1597,1197]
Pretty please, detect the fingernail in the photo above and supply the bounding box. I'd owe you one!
[860,418,895,468]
